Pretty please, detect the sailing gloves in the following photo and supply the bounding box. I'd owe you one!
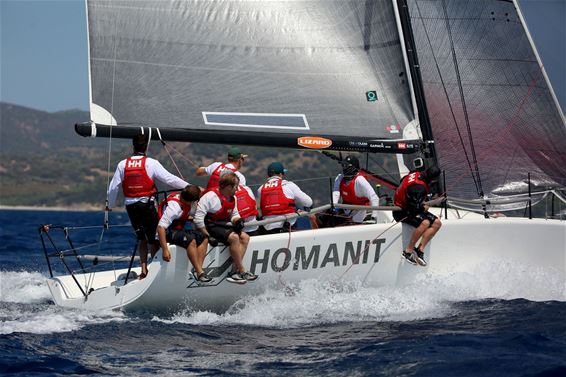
[232,218,245,233]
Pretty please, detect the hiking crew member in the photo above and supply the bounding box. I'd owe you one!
[235,184,260,236]
[257,162,314,234]
[157,185,211,283]
[393,166,442,266]
[106,134,189,279]
[332,155,379,224]
[194,172,258,284]
[196,147,247,192]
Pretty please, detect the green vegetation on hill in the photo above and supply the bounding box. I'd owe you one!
[0,103,399,208]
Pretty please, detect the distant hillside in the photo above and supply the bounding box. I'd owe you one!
[0,102,399,208]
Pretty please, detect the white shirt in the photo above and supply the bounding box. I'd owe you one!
[205,162,246,186]
[332,173,379,223]
[194,190,240,229]
[257,177,313,230]
[107,155,189,208]
[158,199,197,229]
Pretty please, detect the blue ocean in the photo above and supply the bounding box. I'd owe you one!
[1,209,565,376]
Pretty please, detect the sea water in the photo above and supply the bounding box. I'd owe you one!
[1,210,565,376]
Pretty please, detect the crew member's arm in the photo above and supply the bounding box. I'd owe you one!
[230,200,241,224]
[406,185,427,213]
[106,161,125,209]
[194,192,220,237]
[156,201,181,262]
[287,182,313,209]
[356,176,379,219]
[332,174,343,205]
[196,162,220,177]
[149,159,189,189]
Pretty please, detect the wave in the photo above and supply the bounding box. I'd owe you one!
[0,271,52,304]
[0,270,125,335]
[155,259,565,328]
[2,256,563,334]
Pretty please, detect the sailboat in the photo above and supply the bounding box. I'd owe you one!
[42,0,566,312]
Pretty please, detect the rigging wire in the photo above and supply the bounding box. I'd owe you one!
[101,15,122,285]
[440,0,485,197]
[444,68,544,194]
[413,0,481,197]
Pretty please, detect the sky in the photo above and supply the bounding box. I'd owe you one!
[0,0,565,114]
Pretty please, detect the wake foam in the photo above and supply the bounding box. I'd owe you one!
[155,259,565,328]
[0,271,52,304]
[0,270,125,335]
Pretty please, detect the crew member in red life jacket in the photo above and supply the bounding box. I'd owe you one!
[234,183,260,236]
[194,172,258,284]
[195,146,247,192]
[332,155,380,224]
[257,162,314,234]
[106,134,189,279]
[393,166,442,266]
[156,185,211,283]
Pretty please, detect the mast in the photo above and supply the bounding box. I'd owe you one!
[396,0,438,165]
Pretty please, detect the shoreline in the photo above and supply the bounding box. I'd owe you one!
[0,205,125,212]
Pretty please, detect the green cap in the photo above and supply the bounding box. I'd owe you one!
[228,147,248,159]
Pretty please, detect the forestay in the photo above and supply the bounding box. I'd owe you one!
[83,0,423,153]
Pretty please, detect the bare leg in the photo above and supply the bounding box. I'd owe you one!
[139,240,149,277]
[417,219,442,251]
[238,232,250,263]
[406,220,430,253]
[227,232,246,272]
[309,215,319,229]
[197,238,208,268]
[185,239,203,274]
[150,243,159,258]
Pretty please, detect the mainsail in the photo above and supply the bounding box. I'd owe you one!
[78,0,423,154]
[407,0,566,206]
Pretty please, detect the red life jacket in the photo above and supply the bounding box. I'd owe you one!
[339,173,370,205]
[394,172,429,208]
[205,163,237,192]
[122,156,156,198]
[235,186,258,218]
[158,193,192,230]
[208,188,235,221]
[259,178,296,216]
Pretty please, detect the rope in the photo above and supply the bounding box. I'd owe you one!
[336,218,405,282]
[276,222,295,295]
[156,128,185,179]
[158,138,200,169]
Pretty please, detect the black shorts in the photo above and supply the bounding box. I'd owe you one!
[126,201,159,244]
[166,228,206,248]
[393,209,438,228]
[206,222,235,245]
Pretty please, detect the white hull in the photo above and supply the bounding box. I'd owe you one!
[47,215,566,313]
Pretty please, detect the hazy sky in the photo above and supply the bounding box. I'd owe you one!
[1,0,564,113]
